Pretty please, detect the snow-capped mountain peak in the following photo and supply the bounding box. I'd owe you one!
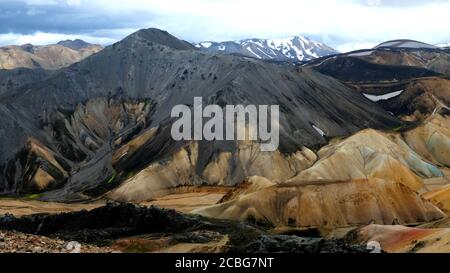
[195,36,338,62]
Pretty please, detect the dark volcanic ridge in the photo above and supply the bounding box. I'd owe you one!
[310,56,441,83]
[0,202,370,253]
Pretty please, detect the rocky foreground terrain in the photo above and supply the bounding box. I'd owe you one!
[0,202,370,253]
[0,230,115,253]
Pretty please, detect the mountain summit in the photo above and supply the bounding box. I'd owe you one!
[195,36,337,62]
[374,39,439,49]
[125,28,195,50]
[57,39,97,50]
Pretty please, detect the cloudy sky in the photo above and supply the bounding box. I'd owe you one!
[0,0,449,52]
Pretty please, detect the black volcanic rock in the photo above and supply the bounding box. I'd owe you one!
[124,28,195,50]
[0,68,52,98]
[0,28,403,199]
[229,235,370,253]
[0,202,369,253]
[0,202,263,245]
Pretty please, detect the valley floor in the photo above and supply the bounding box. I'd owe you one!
[0,186,229,216]
[0,188,232,253]
[0,199,104,217]
[2,189,450,253]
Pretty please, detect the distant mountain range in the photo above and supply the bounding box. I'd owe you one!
[306,38,450,81]
[0,40,103,70]
[57,39,96,50]
[436,42,450,48]
[195,36,338,62]
[375,39,439,49]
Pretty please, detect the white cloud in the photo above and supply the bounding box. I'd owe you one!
[0,32,115,46]
[366,0,381,6]
[97,0,450,46]
[2,0,450,51]
[66,0,81,6]
[336,42,379,53]
[23,0,59,5]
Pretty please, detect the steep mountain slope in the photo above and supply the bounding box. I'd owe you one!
[196,36,337,62]
[286,129,444,185]
[194,178,445,227]
[194,121,450,228]
[0,41,103,70]
[0,68,52,97]
[403,114,450,168]
[0,28,402,201]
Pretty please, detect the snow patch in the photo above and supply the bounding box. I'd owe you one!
[363,90,404,102]
[246,47,262,59]
[348,50,374,57]
[312,125,326,136]
[200,42,212,48]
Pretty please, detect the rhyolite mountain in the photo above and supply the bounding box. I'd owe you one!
[0,28,402,201]
[0,40,103,70]
[303,39,450,122]
[195,36,338,62]
[305,40,450,82]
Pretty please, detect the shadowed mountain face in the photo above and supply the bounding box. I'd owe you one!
[310,56,441,83]
[352,77,450,121]
[0,28,402,201]
[306,45,450,82]
[0,68,52,98]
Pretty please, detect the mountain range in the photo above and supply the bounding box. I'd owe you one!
[0,28,449,253]
[436,43,450,48]
[0,40,103,70]
[0,28,401,201]
[306,39,450,82]
[195,36,338,62]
